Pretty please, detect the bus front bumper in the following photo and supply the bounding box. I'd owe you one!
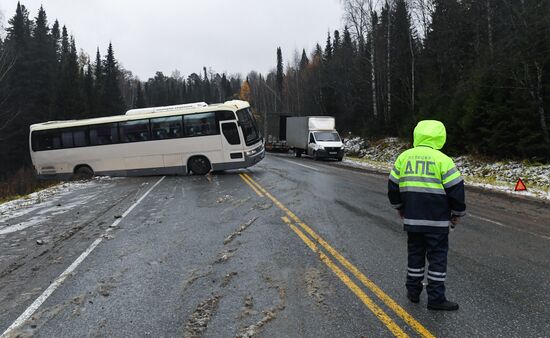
[244,145,265,166]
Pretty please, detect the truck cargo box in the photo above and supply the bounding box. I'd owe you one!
[286,117,336,150]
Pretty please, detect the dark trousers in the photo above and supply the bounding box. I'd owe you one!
[406,232,448,304]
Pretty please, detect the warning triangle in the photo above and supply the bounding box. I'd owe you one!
[514,178,527,191]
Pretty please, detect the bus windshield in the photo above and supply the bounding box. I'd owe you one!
[236,108,261,146]
[314,131,340,142]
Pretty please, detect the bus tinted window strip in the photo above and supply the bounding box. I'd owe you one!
[32,110,235,151]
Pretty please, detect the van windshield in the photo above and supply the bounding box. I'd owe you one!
[314,131,340,142]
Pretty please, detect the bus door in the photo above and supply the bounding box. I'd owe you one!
[220,121,245,163]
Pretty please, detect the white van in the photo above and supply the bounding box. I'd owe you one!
[286,116,344,160]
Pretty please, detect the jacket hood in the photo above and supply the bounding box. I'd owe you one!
[413,120,446,150]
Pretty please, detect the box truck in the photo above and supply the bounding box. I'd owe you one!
[286,116,344,160]
[265,115,290,152]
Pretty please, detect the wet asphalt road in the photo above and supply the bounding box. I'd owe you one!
[0,153,549,337]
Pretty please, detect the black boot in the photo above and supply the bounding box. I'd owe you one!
[427,300,459,311]
[407,292,420,303]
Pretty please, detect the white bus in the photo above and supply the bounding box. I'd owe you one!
[29,100,264,179]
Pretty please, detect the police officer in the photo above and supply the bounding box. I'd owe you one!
[387,120,466,311]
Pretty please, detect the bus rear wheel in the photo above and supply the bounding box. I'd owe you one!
[188,156,211,175]
[74,165,94,179]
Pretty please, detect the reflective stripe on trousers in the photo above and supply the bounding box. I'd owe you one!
[406,232,449,303]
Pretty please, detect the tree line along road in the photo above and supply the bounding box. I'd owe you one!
[0,154,549,337]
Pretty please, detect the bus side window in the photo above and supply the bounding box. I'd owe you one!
[73,127,89,147]
[32,130,61,151]
[184,112,218,137]
[61,130,74,148]
[222,123,241,145]
[151,116,182,140]
[90,123,118,145]
[120,119,150,143]
[216,111,236,121]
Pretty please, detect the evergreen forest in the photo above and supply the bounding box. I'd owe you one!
[0,0,549,189]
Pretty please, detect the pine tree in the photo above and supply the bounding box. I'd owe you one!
[53,27,82,119]
[51,19,60,61]
[92,48,103,115]
[276,47,284,110]
[333,30,341,53]
[299,49,309,70]
[389,0,415,135]
[4,2,32,114]
[324,32,333,62]
[101,42,125,115]
[29,5,55,121]
[134,81,146,108]
[418,0,473,151]
[83,61,94,116]
[2,2,33,170]
[202,66,211,102]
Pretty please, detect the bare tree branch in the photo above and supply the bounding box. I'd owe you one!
[0,49,16,83]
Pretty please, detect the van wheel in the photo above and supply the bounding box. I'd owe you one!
[337,157,343,161]
[313,152,320,161]
[188,156,211,175]
[74,165,94,179]
[295,149,302,158]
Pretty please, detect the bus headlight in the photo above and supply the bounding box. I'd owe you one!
[246,145,263,156]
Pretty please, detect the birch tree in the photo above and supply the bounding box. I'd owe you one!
[342,0,380,118]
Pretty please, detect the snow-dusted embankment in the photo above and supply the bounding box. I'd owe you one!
[0,177,117,235]
[343,137,550,201]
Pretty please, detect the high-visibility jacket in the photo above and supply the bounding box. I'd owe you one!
[388,120,466,233]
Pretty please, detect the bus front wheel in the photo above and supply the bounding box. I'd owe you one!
[188,156,211,175]
[74,165,94,179]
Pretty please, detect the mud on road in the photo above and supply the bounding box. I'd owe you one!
[1,154,550,337]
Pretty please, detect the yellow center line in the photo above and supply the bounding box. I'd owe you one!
[239,173,264,197]
[281,216,409,338]
[243,172,435,338]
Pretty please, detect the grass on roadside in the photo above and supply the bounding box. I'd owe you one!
[345,155,392,171]
[0,167,58,204]
[463,175,550,194]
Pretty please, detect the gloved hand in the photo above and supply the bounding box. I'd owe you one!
[450,216,460,229]
[398,209,405,219]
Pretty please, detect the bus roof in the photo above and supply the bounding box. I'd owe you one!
[30,100,250,131]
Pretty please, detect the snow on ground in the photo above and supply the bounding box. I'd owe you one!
[0,181,92,220]
[343,137,550,201]
[0,177,119,223]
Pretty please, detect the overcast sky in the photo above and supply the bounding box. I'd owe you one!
[0,0,344,80]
